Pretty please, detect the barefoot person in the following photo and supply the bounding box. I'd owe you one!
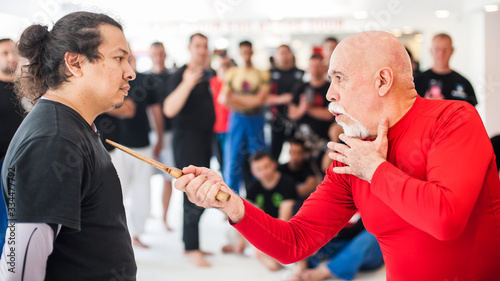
[0,12,137,280]
[163,33,215,267]
[174,31,500,281]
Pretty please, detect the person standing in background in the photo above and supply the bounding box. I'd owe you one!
[222,41,270,195]
[322,37,338,66]
[163,33,215,267]
[0,38,22,256]
[414,33,477,106]
[288,54,334,167]
[210,54,232,172]
[267,45,304,160]
[146,41,176,231]
[112,50,164,248]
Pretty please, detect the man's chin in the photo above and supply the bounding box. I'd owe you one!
[112,101,124,110]
[337,122,369,139]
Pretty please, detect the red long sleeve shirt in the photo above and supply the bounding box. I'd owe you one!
[233,96,500,280]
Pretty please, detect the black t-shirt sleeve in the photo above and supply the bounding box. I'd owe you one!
[6,137,85,231]
[465,80,477,106]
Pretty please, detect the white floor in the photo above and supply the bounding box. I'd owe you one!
[133,174,386,281]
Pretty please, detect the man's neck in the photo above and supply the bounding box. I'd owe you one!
[261,171,281,190]
[276,64,293,71]
[151,66,167,75]
[244,61,253,68]
[43,89,99,126]
[431,65,452,75]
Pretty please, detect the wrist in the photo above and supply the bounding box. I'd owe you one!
[222,195,245,224]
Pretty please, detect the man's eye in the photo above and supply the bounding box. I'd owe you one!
[116,57,124,62]
[337,76,343,82]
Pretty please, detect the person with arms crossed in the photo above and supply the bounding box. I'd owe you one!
[174,31,500,281]
[0,12,137,280]
[222,40,270,195]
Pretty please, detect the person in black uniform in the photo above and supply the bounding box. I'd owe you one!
[414,33,477,106]
[0,12,137,280]
[267,45,304,160]
[163,33,215,267]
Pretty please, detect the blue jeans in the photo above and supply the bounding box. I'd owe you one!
[307,230,384,280]
[0,159,8,255]
[223,112,267,195]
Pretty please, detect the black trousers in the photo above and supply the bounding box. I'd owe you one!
[173,129,212,251]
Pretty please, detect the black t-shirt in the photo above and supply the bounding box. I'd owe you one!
[167,65,215,133]
[1,99,136,280]
[0,81,25,159]
[119,72,160,148]
[292,81,332,140]
[94,113,121,151]
[146,70,172,131]
[246,174,297,218]
[414,69,477,106]
[269,67,304,123]
[278,162,315,185]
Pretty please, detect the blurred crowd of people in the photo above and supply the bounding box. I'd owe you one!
[0,28,487,281]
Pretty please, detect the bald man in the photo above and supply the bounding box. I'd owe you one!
[174,31,500,281]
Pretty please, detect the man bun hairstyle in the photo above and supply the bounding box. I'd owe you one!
[15,11,122,104]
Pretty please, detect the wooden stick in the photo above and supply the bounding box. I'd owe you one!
[105,139,230,202]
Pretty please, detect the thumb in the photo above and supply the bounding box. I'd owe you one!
[375,118,389,144]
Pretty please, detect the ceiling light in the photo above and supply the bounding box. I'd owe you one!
[392,29,402,37]
[402,26,413,34]
[414,33,423,43]
[435,10,450,18]
[353,11,368,19]
[484,5,499,12]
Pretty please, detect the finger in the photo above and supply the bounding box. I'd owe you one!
[375,118,389,144]
[182,165,198,175]
[332,166,353,175]
[329,151,348,165]
[196,178,216,204]
[204,182,226,208]
[185,174,210,197]
[338,133,360,146]
[173,173,195,192]
[331,141,350,156]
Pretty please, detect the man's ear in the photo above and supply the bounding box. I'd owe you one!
[375,67,394,97]
[64,52,84,77]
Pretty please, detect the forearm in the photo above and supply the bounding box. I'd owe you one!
[163,81,194,118]
[0,223,60,281]
[306,107,334,121]
[288,104,306,121]
[233,198,352,264]
[150,104,164,138]
[297,176,318,197]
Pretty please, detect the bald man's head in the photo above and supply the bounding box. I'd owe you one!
[325,31,417,138]
[330,31,413,89]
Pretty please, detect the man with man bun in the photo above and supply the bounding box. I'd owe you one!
[1,12,137,280]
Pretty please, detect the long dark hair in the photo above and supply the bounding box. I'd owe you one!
[15,11,122,104]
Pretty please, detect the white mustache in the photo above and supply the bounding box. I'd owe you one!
[328,102,346,115]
